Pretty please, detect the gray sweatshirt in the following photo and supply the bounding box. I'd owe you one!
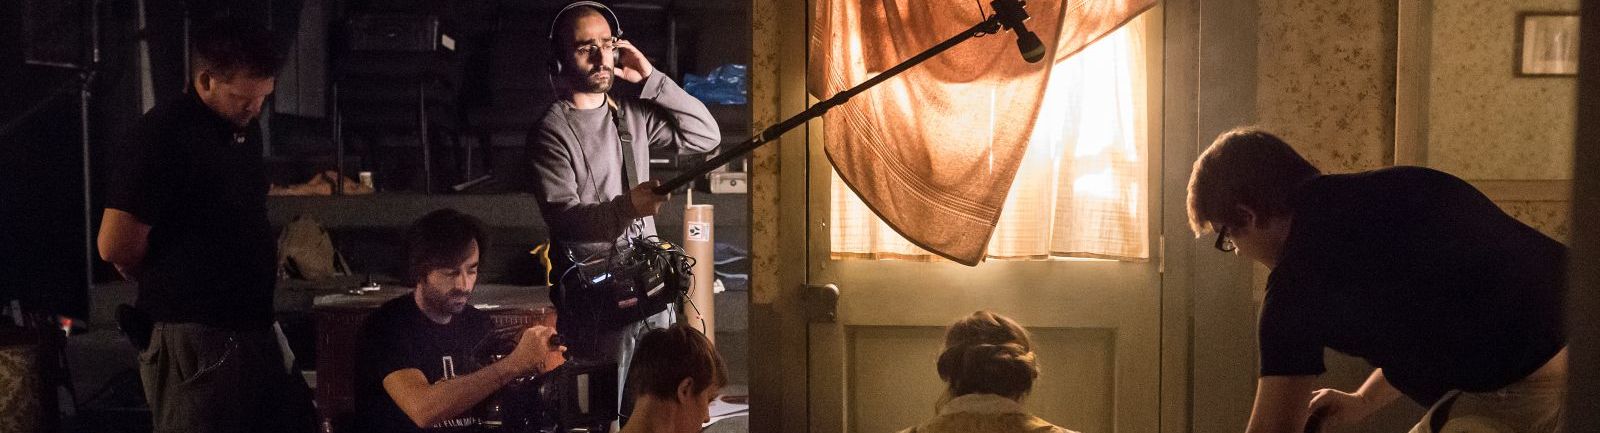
[529,72,721,265]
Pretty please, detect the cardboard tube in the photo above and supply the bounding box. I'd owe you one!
[684,204,716,343]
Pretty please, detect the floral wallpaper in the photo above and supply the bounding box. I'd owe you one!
[1427,0,1578,180]
[1500,200,1572,243]
[1257,0,1396,173]
[750,0,782,305]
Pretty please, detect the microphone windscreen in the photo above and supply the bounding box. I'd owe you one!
[1016,30,1046,63]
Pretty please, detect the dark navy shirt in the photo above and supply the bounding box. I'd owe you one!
[1257,167,1566,405]
[105,91,276,329]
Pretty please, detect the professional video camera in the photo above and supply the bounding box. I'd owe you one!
[472,233,695,432]
[561,234,696,330]
[474,327,623,433]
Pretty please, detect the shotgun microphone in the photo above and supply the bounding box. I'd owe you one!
[990,0,1046,63]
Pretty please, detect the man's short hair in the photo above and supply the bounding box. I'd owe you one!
[404,209,488,286]
[550,5,607,51]
[190,15,285,80]
[1187,127,1321,235]
[627,324,728,399]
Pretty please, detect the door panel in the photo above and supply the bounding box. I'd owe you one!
[807,259,1159,433]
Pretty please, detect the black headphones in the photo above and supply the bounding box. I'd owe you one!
[547,1,624,79]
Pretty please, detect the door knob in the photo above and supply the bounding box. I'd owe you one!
[805,284,839,323]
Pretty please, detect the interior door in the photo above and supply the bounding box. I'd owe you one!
[802,8,1166,433]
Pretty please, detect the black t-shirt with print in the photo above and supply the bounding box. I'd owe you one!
[355,294,494,433]
[1258,167,1566,405]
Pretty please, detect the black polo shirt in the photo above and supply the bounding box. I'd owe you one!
[355,294,493,433]
[105,91,276,329]
[1258,166,1566,405]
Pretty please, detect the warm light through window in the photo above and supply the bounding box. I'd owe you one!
[831,11,1153,262]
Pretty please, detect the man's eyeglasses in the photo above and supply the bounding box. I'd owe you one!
[573,38,619,57]
[1214,226,1236,253]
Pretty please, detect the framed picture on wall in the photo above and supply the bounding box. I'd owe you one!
[1516,12,1580,76]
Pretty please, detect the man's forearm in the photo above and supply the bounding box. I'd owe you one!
[541,195,635,245]
[393,361,520,428]
[98,208,151,279]
[111,263,143,282]
[1354,369,1401,408]
[529,135,639,245]
[638,73,720,153]
[1245,375,1319,433]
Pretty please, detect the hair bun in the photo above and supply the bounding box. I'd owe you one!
[936,311,1040,401]
[964,343,1037,377]
[940,342,1039,398]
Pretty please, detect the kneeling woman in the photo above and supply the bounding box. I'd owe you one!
[900,311,1079,433]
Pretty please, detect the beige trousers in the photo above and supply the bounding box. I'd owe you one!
[1407,368,1567,433]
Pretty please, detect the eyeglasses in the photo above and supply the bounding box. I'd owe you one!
[1214,226,1236,253]
[573,38,619,57]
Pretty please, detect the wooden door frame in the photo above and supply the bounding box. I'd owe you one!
[748,0,813,432]
[1564,0,1599,428]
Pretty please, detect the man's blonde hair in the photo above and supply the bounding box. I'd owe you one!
[627,324,728,399]
[1186,127,1320,236]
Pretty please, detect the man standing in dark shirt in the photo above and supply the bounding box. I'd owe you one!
[97,16,314,433]
[355,209,562,433]
[1186,128,1568,433]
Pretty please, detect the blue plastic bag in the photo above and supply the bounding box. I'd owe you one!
[684,64,748,105]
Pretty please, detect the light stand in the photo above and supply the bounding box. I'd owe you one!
[652,1,1034,194]
[79,0,101,308]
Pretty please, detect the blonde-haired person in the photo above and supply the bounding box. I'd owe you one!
[898,311,1079,433]
[616,324,729,433]
[1189,127,1566,433]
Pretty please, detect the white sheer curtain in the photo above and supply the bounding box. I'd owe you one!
[831,13,1151,262]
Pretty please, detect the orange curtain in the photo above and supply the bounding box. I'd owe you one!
[831,13,1152,262]
[809,0,1156,265]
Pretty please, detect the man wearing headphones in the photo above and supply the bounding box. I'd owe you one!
[528,1,721,426]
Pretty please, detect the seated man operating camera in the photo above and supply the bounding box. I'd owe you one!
[354,209,565,433]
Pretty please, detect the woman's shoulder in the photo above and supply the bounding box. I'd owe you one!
[1019,413,1078,433]
[900,412,1078,433]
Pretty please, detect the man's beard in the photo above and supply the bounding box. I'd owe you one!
[574,66,613,94]
[423,287,471,315]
